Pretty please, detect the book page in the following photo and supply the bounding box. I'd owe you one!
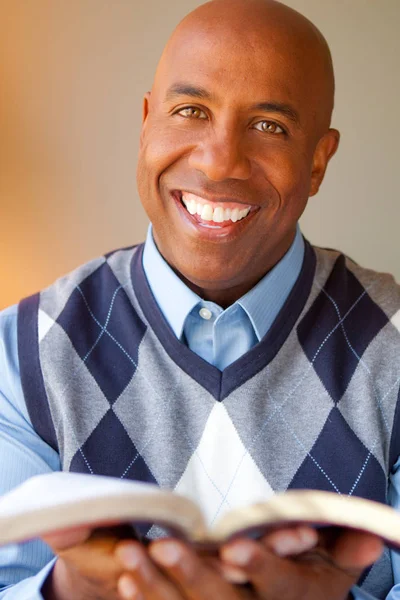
[0,472,160,516]
[0,472,206,546]
[210,490,400,547]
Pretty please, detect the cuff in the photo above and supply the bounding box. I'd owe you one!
[350,585,380,600]
[0,559,56,599]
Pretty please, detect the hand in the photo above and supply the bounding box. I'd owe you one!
[41,523,142,600]
[42,524,246,600]
[114,526,383,600]
[115,538,247,600]
[41,523,383,600]
[219,526,384,600]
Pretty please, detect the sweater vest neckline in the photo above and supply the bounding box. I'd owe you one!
[131,240,316,402]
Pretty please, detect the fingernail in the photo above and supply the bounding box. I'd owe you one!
[299,528,318,551]
[272,533,302,556]
[118,575,142,599]
[150,541,183,567]
[271,529,317,557]
[116,545,143,569]
[221,543,254,566]
[221,564,250,584]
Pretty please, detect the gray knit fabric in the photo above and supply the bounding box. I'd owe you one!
[18,242,400,598]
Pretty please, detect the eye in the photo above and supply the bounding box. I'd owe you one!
[253,120,285,134]
[176,106,207,119]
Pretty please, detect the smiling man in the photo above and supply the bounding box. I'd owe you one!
[137,0,337,307]
[1,1,400,600]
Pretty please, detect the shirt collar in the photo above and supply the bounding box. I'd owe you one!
[237,227,304,339]
[142,224,304,341]
[142,227,200,339]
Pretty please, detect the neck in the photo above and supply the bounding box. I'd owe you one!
[175,235,296,308]
[178,276,261,309]
[151,227,298,309]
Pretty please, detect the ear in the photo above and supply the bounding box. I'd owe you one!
[309,128,340,197]
[140,92,152,148]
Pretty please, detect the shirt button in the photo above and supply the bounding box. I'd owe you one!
[199,307,212,320]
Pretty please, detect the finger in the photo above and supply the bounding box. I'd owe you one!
[197,552,249,584]
[117,575,143,600]
[330,530,384,572]
[218,563,249,584]
[218,528,317,586]
[261,526,318,557]
[221,537,310,599]
[149,539,241,600]
[42,525,92,551]
[116,540,180,600]
[42,520,128,552]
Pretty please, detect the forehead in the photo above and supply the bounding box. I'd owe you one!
[157,27,308,108]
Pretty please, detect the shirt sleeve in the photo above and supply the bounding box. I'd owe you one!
[0,305,61,598]
[350,459,400,600]
[1,305,400,600]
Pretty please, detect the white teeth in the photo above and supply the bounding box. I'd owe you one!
[181,193,251,224]
[231,208,239,223]
[187,199,197,215]
[201,204,213,221]
[213,207,224,223]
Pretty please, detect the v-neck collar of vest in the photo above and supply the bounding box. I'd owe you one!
[131,240,316,402]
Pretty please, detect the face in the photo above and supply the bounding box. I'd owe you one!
[137,25,338,302]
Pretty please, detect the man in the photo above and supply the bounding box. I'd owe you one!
[0,0,399,598]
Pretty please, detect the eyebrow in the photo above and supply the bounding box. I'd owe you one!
[251,102,300,125]
[165,83,213,102]
[165,82,300,125]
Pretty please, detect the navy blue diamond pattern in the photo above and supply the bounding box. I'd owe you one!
[297,255,389,403]
[289,407,386,502]
[70,409,158,483]
[57,262,147,404]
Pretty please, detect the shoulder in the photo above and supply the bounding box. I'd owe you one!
[0,303,31,421]
[45,244,142,292]
[0,303,18,326]
[21,245,144,322]
[0,304,19,369]
[311,245,400,319]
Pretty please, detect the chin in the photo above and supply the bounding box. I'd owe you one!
[174,257,248,292]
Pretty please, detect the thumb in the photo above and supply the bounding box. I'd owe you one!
[42,525,92,551]
[331,531,384,571]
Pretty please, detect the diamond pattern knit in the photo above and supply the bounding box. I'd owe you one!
[17,241,400,598]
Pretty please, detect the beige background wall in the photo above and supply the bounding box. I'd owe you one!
[0,0,399,309]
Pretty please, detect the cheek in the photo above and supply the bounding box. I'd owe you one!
[139,119,194,183]
[136,138,182,236]
[259,145,313,202]
[137,123,197,222]
[136,136,171,220]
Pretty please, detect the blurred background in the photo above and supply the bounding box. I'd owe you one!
[0,0,399,309]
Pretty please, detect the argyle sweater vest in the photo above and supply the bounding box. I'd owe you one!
[18,241,400,598]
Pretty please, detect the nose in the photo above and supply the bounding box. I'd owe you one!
[188,127,252,181]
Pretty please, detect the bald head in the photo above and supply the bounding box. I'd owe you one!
[137,0,340,305]
[154,0,335,133]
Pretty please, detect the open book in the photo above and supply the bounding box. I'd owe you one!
[1,472,400,548]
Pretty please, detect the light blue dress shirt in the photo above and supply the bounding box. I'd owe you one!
[0,227,399,599]
[143,225,305,369]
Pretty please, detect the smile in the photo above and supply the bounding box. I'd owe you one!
[180,191,253,225]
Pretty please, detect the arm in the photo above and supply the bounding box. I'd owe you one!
[349,457,400,600]
[383,458,400,600]
[0,303,394,600]
[0,306,61,598]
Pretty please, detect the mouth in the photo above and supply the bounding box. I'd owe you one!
[173,190,258,229]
